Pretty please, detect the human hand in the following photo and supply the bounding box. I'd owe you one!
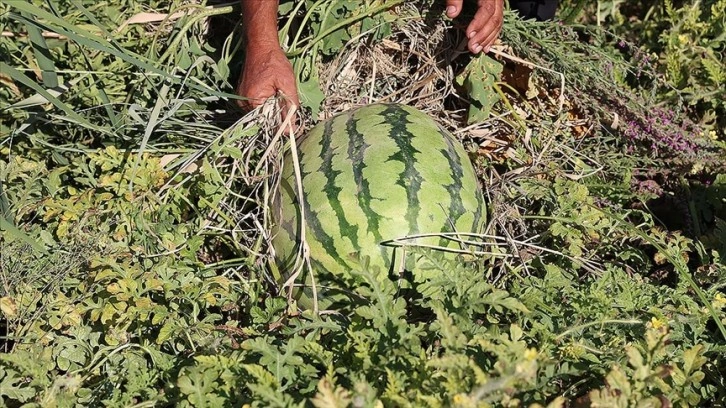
[237,42,300,123]
[445,0,504,54]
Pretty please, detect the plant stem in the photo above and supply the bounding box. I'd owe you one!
[556,319,642,341]
[157,3,237,65]
[563,0,587,24]
[286,0,405,57]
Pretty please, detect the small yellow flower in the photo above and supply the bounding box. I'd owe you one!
[708,130,718,140]
[560,343,585,359]
[650,316,667,330]
[524,348,538,361]
[678,34,689,44]
[452,394,467,405]
[713,293,726,309]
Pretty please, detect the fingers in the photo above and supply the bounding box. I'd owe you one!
[236,68,271,110]
[238,81,298,113]
[277,76,300,110]
[466,0,504,54]
[235,81,252,110]
[278,78,301,133]
[445,0,463,18]
[280,101,300,134]
[237,47,300,117]
[274,59,300,132]
[236,80,273,111]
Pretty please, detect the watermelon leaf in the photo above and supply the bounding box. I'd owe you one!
[456,53,503,124]
[298,73,325,118]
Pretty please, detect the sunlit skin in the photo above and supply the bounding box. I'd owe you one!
[236,0,504,115]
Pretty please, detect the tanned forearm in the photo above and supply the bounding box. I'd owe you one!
[237,0,299,115]
[241,0,280,48]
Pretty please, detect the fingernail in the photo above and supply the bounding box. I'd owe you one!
[446,6,456,16]
[468,31,477,39]
[483,46,490,53]
[473,44,483,53]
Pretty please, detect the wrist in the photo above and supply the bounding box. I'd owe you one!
[245,39,283,60]
[246,35,280,48]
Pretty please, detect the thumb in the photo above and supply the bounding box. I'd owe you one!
[445,0,463,18]
[276,75,300,107]
[278,90,300,134]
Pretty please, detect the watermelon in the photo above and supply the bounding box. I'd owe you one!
[271,103,485,306]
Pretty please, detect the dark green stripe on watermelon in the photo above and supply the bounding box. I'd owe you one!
[272,141,306,273]
[276,178,300,268]
[345,111,391,267]
[318,117,362,259]
[437,125,468,247]
[297,122,353,274]
[381,104,423,236]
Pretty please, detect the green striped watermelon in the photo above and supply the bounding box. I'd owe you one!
[271,103,485,307]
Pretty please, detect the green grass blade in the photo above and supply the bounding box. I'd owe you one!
[66,1,120,128]
[7,73,88,109]
[82,58,121,128]
[22,12,58,88]
[0,217,48,256]
[0,62,108,134]
[6,8,165,78]
[68,0,115,39]
[128,82,167,192]
[7,3,240,101]
[0,181,9,220]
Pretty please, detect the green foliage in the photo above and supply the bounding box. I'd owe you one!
[587,326,711,407]
[281,0,401,115]
[456,54,503,124]
[560,0,726,137]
